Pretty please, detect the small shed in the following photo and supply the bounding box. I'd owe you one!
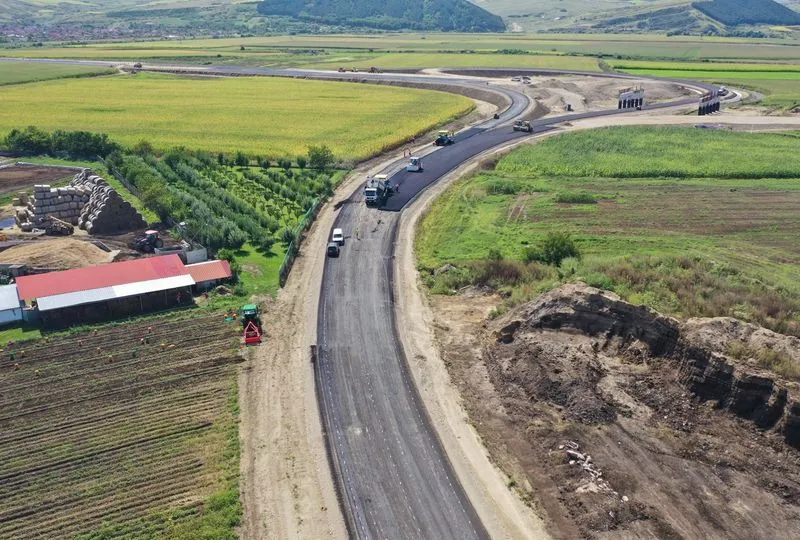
[186,260,232,291]
[0,284,23,326]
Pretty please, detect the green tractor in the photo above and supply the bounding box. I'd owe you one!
[240,304,261,327]
[240,304,262,345]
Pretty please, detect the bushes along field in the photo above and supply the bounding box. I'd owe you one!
[417,127,800,335]
[0,73,473,161]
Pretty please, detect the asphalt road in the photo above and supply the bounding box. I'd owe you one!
[0,55,719,538]
[314,70,715,536]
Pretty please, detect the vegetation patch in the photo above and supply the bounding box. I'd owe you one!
[0,62,115,86]
[417,127,800,336]
[0,73,473,160]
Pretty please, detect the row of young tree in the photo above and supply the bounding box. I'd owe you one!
[105,145,336,252]
[2,127,337,253]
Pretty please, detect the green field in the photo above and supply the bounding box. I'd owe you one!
[0,72,472,160]
[0,62,115,85]
[417,127,800,335]
[6,32,800,63]
[300,52,600,71]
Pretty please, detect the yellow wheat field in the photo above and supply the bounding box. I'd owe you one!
[0,73,473,160]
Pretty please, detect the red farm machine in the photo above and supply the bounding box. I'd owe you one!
[240,304,262,345]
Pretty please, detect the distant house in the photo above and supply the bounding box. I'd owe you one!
[0,284,23,326]
[186,260,232,291]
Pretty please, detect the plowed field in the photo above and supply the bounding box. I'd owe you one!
[0,313,242,538]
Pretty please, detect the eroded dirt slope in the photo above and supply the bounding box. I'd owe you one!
[433,283,800,539]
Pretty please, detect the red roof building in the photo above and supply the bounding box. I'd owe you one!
[185,260,232,284]
[16,254,189,301]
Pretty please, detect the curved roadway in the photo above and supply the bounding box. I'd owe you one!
[314,81,715,537]
[0,56,721,538]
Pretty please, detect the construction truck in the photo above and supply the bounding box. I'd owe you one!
[130,230,164,253]
[513,120,533,133]
[364,174,393,207]
[434,130,455,146]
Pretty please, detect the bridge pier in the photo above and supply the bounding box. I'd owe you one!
[618,87,645,110]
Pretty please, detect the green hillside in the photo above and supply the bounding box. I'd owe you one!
[693,0,800,25]
[256,0,505,31]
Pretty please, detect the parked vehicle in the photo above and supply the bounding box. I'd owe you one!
[327,242,340,257]
[332,228,344,245]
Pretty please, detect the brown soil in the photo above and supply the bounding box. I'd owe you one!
[432,284,800,539]
[495,75,693,118]
[0,314,242,538]
[0,165,78,196]
[0,237,112,269]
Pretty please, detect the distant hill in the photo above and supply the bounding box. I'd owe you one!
[256,0,506,32]
[693,0,800,25]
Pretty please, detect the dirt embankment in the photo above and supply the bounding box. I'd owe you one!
[434,283,800,539]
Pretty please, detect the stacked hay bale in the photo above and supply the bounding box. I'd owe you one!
[15,183,94,231]
[74,171,147,235]
[15,169,147,235]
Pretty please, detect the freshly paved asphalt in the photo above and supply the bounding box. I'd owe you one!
[0,55,717,538]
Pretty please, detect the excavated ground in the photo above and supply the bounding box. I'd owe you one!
[432,283,800,539]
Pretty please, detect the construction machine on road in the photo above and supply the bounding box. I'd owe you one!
[406,156,423,172]
[434,130,455,146]
[364,174,393,207]
[513,120,533,133]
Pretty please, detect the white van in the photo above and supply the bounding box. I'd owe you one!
[332,228,344,245]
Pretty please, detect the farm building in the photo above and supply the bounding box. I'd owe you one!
[0,284,23,326]
[186,260,232,291]
[15,255,195,327]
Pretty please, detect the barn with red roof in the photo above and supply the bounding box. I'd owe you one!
[16,254,196,326]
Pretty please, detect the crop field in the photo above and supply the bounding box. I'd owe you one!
[0,62,114,85]
[299,52,600,71]
[6,32,799,62]
[0,73,472,159]
[417,127,800,335]
[0,313,243,538]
